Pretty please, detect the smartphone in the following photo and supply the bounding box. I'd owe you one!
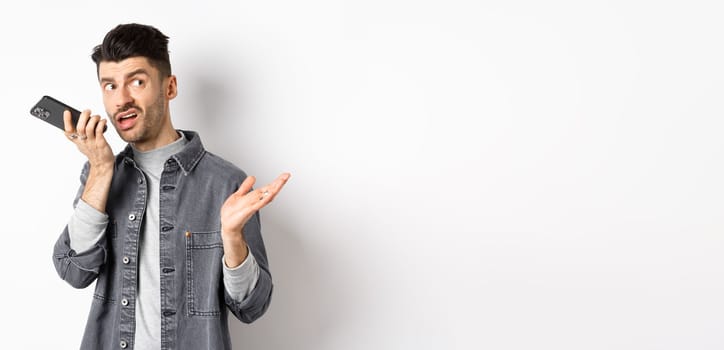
[29,95,106,132]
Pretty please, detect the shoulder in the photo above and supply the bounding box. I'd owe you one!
[179,130,250,185]
[198,151,249,183]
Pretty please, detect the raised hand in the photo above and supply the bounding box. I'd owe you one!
[220,173,291,267]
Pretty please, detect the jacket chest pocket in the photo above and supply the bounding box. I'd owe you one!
[185,230,224,317]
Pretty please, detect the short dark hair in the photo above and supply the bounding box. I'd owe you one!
[91,23,172,77]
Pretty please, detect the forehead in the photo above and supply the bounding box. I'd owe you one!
[98,57,158,80]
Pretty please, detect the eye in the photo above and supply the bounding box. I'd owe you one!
[104,83,115,91]
[131,79,144,87]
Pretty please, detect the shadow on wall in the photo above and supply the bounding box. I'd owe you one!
[183,55,345,349]
[230,220,344,349]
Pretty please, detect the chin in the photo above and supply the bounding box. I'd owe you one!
[118,131,140,143]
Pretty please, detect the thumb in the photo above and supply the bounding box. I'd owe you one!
[237,175,256,195]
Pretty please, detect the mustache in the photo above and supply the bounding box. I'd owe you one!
[113,104,142,119]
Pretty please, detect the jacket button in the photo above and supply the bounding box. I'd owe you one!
[122,257,130,264]
[121,298,129,306]
[128,214,136,221]
[120,340,128,348]
[138,177,144,184]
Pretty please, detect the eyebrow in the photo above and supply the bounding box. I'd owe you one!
[99,68,150,84]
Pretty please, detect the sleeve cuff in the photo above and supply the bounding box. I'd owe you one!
[68,199,108,253]
[222,249,260,302]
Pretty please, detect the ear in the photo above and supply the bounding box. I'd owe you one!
[166,75,178,100]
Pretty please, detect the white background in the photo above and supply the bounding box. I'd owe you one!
[2,0,723,349]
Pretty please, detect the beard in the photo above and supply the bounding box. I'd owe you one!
[111,88,167,144]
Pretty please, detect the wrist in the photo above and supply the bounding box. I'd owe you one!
[221,231,249,268]
[88,162,114,176]
[221,227,244,241]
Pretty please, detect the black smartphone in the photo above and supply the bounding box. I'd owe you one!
[29,95,106,132]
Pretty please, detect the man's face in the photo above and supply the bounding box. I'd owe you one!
[98,57,175,147]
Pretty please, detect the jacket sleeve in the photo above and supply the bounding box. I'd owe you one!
[52,162,108,289]
[224,211,273,323]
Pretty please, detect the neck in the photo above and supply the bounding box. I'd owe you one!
[132,123,180,152]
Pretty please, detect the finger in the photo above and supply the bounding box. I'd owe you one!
[255,189,279,210]
[264,173,291,201]
[76,110,92,139]
[258,188,271,201]
[246,191,268,211]
[236,187,269,210]
[95,119,108,138]
[85,115,101,139]
[274,172,291,190]
[256,182,289,207]
[63,110,75,134]
[237,176,256,196]
[262,188,280,204]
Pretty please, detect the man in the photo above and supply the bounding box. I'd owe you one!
[52,23,289,350]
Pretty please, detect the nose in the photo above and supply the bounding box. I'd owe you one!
[115,86,134,109]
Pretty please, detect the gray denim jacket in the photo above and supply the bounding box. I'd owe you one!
[53,130,273,350]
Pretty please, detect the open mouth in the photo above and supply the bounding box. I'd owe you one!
[116,109,139,130]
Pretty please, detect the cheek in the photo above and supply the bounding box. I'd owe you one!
[133,91,152,107]
[102,99,114,117]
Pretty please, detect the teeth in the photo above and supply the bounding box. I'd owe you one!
[120,113,137,120]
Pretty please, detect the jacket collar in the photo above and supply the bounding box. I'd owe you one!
[119,130,206,175]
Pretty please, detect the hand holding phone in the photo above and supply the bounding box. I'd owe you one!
[29,95,107,132]
[31,95,115,168]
